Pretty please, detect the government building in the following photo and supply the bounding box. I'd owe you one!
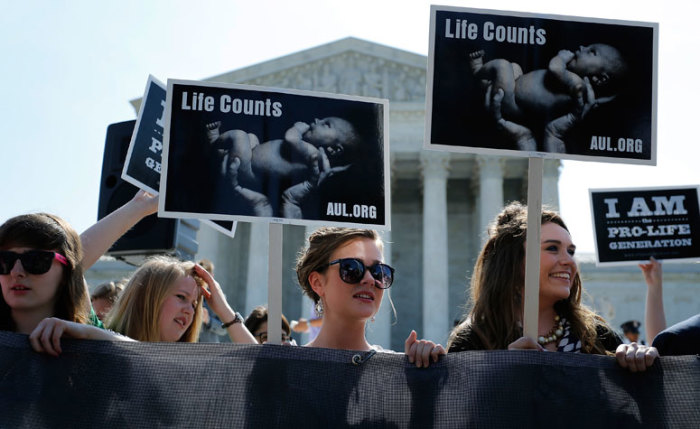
[87,37,699,349]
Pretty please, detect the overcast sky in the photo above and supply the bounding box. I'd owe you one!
[2,0,696,255]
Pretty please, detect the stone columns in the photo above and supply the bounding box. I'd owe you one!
[420,152,450,344]
[366,230,392,348]
[299,226,318,345]
[245,222,269,314]
[543,159,562,210]
[477,156,504,241]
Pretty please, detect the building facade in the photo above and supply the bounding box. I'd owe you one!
[88,38,698,349]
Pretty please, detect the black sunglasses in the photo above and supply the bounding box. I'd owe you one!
[0,250,68,275]
[327,258,395,289]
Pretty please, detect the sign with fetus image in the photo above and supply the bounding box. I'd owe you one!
[590,186,700,264]
[426,6,658,165]
[159,79,389,229]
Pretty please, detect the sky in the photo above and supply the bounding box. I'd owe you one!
[1,0,697,254]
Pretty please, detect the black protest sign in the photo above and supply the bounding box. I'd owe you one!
[159,79,390,229]
[122,75,167,194]
[590,186,700,264]
[426,6,657,164]
[123,76,237,237]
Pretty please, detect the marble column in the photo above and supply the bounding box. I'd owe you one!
[300,226,318,345]
[477,156,505,241]
[420,152,450,345]
[366,230,392,349]
[245,222,269,314]
[542,159,562,210]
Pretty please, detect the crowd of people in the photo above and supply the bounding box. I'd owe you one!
[1,191,697,373]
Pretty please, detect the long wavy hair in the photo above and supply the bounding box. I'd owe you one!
[448,202,609,354]
[0,213,90,331]
[105,256,203,342]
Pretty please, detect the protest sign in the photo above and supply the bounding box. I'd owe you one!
[122,75,166,195]
[122,76,237,237]
[590,186,700,264]
[207,220,237,238]
[426,6,658,164]
[159,79,390,229]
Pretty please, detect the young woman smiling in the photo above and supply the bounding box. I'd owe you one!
[447,202,657,372]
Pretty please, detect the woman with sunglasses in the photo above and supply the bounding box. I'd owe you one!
[296,227,445,368]
[0,213,91,335]
[0,190,157,337]
[447,203,657,372]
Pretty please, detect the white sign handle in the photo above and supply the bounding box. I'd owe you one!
[267,223,284,344]
[523,157,543,340]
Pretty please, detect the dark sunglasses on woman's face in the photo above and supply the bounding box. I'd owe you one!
[326,258,395,289]
[0,250,68,275]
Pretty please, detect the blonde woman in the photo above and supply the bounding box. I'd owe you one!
[29,256,256,355]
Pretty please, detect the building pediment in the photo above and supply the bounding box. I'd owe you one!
[205,37,427,102]
[130,37,427,113]
[206,37,427,102]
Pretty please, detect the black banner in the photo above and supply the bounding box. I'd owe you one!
[1,332,698,428]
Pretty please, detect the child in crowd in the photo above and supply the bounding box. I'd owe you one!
[104,257,254,343]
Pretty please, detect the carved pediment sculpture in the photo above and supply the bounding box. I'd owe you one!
[131,37,426,112]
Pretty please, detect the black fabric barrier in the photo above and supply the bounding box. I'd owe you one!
[1,331,698,428]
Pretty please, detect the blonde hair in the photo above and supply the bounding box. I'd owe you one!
[197,258,214,275]
[105,256,203,342]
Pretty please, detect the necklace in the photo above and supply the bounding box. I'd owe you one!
[538,315,564,346]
